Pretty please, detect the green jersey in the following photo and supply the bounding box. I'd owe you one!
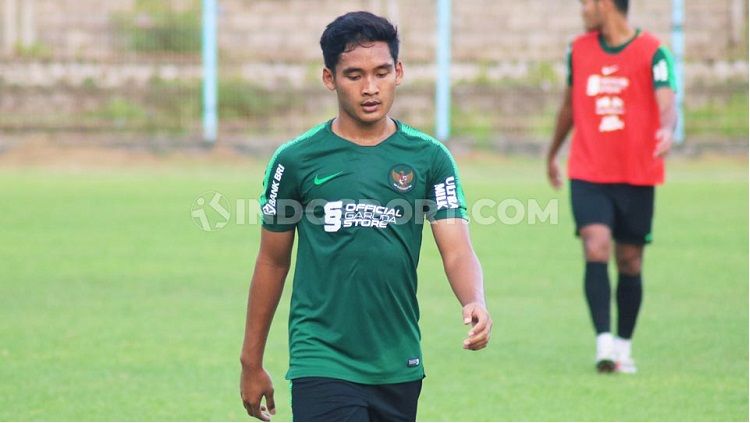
[259,119,468,384]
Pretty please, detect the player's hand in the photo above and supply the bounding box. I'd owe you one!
[654,128,673,158]
[462,302,492,351]
[547,157,563,190]
[240,366,276,421]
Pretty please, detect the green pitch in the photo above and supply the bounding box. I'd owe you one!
[0,155,746,421]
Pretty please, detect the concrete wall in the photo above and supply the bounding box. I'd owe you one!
[1,0,746,62]
[0,0,746,147]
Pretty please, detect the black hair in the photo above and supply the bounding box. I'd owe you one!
[612,0,629,14]
[319,11,399,71]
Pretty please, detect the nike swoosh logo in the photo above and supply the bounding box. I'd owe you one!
[602,65,619,76]
[314,171,345,186]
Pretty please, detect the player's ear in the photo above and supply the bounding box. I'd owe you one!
[395,61,404,86]
[322,67,336,91]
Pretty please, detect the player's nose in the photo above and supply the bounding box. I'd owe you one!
[362,76,379,95]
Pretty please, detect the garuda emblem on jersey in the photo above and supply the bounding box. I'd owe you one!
[389,164,416,193]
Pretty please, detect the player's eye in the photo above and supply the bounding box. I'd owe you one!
[376,72,389,78]
[346,74,361,81]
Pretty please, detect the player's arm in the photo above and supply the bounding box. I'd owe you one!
[654,88,677,157]
[652,45,678,158]
[547,86,573,189]
[240,228,295,421]
[651,46,677,157]
[546,44,574,190]
[431,219,492,351]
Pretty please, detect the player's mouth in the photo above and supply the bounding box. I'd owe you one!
[361,100,381,113]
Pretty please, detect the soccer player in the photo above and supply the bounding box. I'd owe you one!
[240,11,492,421]
[546,0,677,373]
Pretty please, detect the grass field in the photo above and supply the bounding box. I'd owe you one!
[0,153,747,421]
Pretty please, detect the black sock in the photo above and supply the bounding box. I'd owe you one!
[584,261,610,334]
[617,273,643,339]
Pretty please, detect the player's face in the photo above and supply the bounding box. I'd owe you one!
[580,0,603,31]
[323,41,403,126]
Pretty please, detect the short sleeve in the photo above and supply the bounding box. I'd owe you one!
[652,45,677,91]
[426,144,468,222]
[259,148,300,232]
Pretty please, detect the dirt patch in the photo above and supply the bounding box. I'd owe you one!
[0,134,261,170]
[0,133,746,171]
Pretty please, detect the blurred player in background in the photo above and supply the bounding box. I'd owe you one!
[239,11,492,421]
[546,0,677,373]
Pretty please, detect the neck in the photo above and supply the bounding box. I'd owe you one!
[600,14,635,47]
[332,114,395,146]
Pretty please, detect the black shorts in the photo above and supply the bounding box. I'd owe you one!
[570,179,655,245]
[291,377,423,422]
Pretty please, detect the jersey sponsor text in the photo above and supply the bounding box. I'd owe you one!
[324,201,403,232]
[434,176,459,210]
[263,163,286,216]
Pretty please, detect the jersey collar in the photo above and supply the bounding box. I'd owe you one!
[598,28,642,54]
